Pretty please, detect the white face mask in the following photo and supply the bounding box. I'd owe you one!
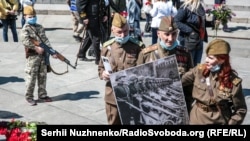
[115,35,130,44]
[210,64,221,72]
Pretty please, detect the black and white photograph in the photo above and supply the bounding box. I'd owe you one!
[110,55,189,125]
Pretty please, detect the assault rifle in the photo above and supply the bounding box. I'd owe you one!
[30,38,76,69]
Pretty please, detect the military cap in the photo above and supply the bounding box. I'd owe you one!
[23,6,36,15]
[129,75,138,81]
[115,74,126,81]
[206,39,231,55]
[112,13,127,28]
[158,16,177,32]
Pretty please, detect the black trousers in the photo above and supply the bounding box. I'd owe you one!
[78,18,101,62]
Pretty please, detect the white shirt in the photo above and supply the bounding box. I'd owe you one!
[20,0,36,7]
[150,1,177,28]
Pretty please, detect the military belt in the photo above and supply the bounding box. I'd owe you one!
[196,101,218,112]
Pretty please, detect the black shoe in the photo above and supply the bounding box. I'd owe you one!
[223,28,231,32]
[95,60,99,65]
[79,57,92,61]
[73,35,82,42]
[26,98,37,106]
[38,96,52,102]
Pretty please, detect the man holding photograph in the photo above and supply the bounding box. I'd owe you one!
[98,13,145,125]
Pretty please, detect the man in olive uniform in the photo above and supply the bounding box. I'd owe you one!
[136,16,194,113]
[21,6,58,106]
[98,13,145,125]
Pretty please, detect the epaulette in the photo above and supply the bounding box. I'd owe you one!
[129,37,145,47]
[142,45,158,54]
[103,38,116,48]
[231,75,242,86]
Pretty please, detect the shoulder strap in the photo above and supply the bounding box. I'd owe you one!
[103,38,116,48]
[142,44,158,54]
[129,37,145,47]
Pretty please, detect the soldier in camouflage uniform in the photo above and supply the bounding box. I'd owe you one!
[98,13,145,125]
[21,6,58,106]
[136,16,194,113]
[182,39,247,125]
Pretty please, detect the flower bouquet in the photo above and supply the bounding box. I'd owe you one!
[206,4,236,37]
[0,119,45,141]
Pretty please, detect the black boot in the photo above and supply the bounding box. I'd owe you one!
[223,23,231,32]
[79,57,92,61]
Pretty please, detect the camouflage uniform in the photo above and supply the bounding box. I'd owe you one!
[98,37,144,125]
[21,23,52,100]
[182,64,247,125]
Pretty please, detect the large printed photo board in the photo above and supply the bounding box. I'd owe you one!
[109,55,189,125]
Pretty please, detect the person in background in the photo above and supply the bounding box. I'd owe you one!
[98,13,145,125]
[111,0,127,13]
[182,38,247,125]
[174,0,208,66]
[76,0,108,65]
[21,6,58,106]
[150,0,177,45]
[126,0,143,41]
[66,0,84,42]
[136,16,194,113]
[20,0,36,27]
[0,0,19,42]
[143,0,152,33]
[0,3,3,27]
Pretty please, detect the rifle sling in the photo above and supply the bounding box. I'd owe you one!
[49,65,68,75]
[28,25,69,75]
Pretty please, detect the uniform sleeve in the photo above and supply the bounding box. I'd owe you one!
[76,0,88,19]
[21,26,34,48]
[181,66,197,87]
[228,83,247,125]
[98,48,109,80]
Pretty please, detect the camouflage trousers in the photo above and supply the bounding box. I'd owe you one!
[25,55,47,99]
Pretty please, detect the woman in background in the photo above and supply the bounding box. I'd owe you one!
[174,0,208,66]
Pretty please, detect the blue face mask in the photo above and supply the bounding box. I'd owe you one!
[115,35,130,44]
[27,16,37,25]
[210,64,221,72]
[160,40,179,50]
